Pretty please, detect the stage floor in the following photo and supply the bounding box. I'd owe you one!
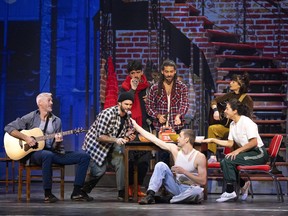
[0,182,288,216]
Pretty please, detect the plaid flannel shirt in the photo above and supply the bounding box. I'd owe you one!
[146,80,189,131]
[82,105,130,166]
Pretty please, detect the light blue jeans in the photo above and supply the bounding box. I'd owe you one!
[148,161,190,195]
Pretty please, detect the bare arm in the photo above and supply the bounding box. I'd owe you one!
[131,118,178,154]
[201,138,234,148]
[171,152,207,186]
[189,153,207,186]
[98,135,129,146]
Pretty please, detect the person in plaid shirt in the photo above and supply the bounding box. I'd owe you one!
[146,59,189,166]
[82,92,136,200]
[146,59,189,133]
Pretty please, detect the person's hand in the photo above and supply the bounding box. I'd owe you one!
[174,115,181,125]
[127,133,136,141]
[130,118,137,127]
[157,114,167,124]
[25,136,37,147]
[171,165,185,174]
[55,133,63,142]
[125,127,136,141]
[225,150,239,160]
[130,78,139,90]
[213,111,220,120]
[116,138,128,145]
[142,95,147,103]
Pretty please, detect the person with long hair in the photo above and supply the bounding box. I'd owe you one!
[145,59,189,165]
[146,59,188,133]
[202,98,268,202]
[207,73,253,162]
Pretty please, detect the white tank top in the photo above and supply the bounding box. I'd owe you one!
[175,149,199,184]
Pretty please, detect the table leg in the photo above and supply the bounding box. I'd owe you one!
[124,149,129,202]
[133,162,138,201]
[202,142,208,200]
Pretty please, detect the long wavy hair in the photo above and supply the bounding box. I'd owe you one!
[157,59,177,96]
[231,72,250,94]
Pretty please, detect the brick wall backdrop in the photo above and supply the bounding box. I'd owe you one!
[104,0,287,133]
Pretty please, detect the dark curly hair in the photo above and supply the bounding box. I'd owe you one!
[127,60,143,73]
[228,98,251,118]
[231,72,250,94]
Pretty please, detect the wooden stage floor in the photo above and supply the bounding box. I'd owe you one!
[0,182,288,216]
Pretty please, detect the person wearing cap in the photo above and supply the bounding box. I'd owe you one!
[82,92,136,200]
[207,73,253,163]
[120,60,151,198]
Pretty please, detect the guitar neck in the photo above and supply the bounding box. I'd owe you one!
[35,130,75,142]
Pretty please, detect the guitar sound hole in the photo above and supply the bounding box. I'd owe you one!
[31,143,39,149]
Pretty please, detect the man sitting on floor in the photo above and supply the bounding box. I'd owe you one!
[131,118,207,204]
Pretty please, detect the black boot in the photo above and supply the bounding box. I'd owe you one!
[82,177,100,194]
[139,190,155,205]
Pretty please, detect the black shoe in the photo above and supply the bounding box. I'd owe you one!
[44,194,59,203]
[154,194,173,204]
[117,190,125,201]
[82,183,93,194]
[82,178,99,194]
[71,190,94,201]
[138,194,155,205]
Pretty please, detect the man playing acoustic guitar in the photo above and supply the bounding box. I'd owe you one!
[4,92,93,203]
[207,73,253,163]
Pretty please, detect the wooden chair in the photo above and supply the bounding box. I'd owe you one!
[0,154,16,193]
[18,161,65,201]
[237,134,284,202]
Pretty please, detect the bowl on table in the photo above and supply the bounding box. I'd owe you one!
[169,134,179,142]
[138,134,150,142]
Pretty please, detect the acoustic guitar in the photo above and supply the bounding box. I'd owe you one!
[4,127,87,160]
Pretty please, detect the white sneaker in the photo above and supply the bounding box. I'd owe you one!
[216,191,237,202]
[208,155,217,164]
[240,181,250,201]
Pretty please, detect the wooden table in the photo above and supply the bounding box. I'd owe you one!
[124,141,160,202]
[124,140,208,202]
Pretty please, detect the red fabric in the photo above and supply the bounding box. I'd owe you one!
[121,75,149,126]
[237,165,270,172]
[104,57,118,109]
[224,147,231,154]
[207,162,221,168]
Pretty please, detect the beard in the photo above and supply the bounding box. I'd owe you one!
[119,104,130,115]
[164,76,174,85]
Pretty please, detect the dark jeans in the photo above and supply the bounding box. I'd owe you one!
[30,150,90,190]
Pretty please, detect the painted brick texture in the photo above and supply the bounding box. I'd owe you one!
[105,0,287,133]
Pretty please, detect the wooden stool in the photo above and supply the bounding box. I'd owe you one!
[0,155,16,193]
[18,162,65,201]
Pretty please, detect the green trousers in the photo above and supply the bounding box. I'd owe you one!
[220,146,269,183]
